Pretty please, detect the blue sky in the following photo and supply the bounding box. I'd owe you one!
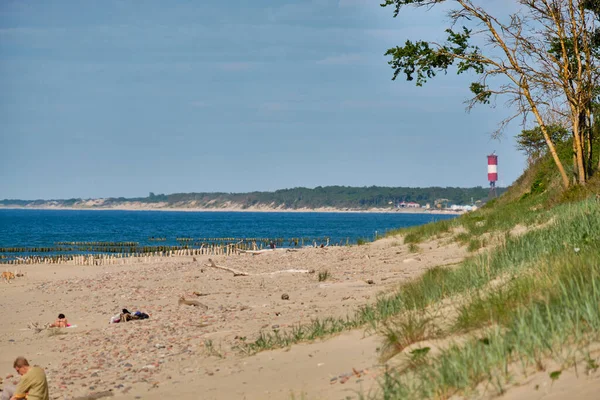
[0,0,525,199]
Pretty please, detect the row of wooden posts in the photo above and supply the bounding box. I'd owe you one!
[0,241,263,265]
[0,238,331,254]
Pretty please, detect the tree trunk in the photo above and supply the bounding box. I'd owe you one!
[527,88,570,188]
[579,109,592,180]
[586,108,594,178]
[573,140,578,184]
[572,121,587,185]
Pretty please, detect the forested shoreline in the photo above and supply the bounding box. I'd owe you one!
[0,185,503,210]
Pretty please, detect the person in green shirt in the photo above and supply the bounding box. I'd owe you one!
[10,357,49,400]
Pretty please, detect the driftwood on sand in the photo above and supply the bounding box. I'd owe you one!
[193,291,232,297]
[178,296,208,310]
[205,258,249,276]
[204,258,311,277]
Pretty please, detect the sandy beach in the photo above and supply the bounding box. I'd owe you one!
[1,235,597,400]
[0,235,467,400]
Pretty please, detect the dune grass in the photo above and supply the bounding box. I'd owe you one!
[318,270,330,282]
[241,194,600,400]
[378,310,441,362]
[376,249,600,399]
[371,198,600,398]
[388,218,454,244]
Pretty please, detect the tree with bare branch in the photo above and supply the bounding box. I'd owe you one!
[383,0,599,187]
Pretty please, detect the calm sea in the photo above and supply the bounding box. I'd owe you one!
[0,209,456,253]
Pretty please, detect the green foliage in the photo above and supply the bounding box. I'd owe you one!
[378,311,440,361]
[318,270,330,282]
[453,232,470,245]
[519,171,547,201]
[241,316,363,354]
[356,238,369,246]
[454,275,543,332]
[583,0,600,15]
[586,354,599,374]
[393,219,454,244]
[381,0,447,19]
[203,339,225,358]
[385,27,483,87]
[469,82,491,104]
[500,136,580,206]
[516,125,569,160]
[466,238,484,252]
[530,176,545,195]
[558,178,600,203]
[0,186,505,210]
[385,40,450,85]
[410,347,431,358]
[145,192,168,203]
[408,243,420,253]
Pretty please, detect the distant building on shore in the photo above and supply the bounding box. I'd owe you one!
[397,201,421,208]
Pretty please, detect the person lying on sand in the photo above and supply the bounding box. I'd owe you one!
[49,314,69,328]
[114,309,150,323]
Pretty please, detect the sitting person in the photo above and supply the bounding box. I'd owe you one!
[49,313,69,328]
[9,356,49,400]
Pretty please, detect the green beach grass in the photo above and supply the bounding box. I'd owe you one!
[370,199,600,398]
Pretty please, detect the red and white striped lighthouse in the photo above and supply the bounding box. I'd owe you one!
[487,154,498,198]
[487,154,498,183]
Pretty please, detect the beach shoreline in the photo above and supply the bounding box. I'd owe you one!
[0,205,463,215]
